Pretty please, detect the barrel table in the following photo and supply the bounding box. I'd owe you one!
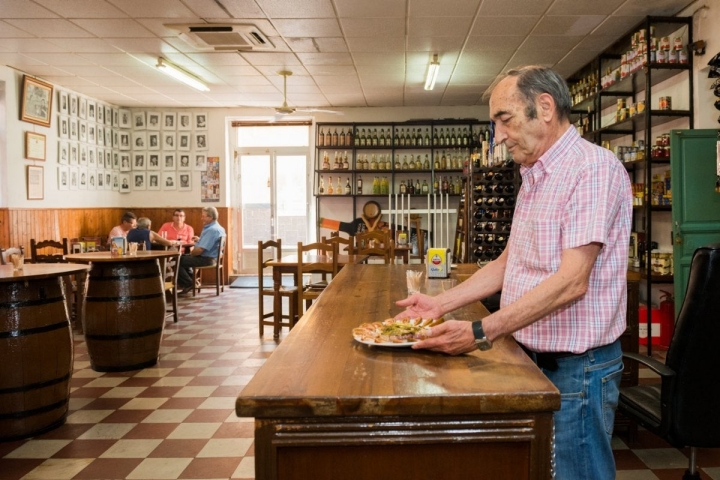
[66,251,177,372]
[0,263,90,441]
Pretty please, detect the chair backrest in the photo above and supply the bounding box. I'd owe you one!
[355,230,394,264]
[164,250,182,286]
[321,234,354,255]
[297,241,338,285]
[665,243,720,447]
[258,239,282,285]
[30,238,69,263]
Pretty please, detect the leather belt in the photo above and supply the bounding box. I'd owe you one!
[519,343,584,372]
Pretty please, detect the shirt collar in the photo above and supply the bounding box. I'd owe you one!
[519,125,578,183]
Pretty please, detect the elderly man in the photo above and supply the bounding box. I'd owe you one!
[158,209,195,243]
[126,217,175,251]
[396,65,632,480]
[178,207,225,294]
[107,211,137,244]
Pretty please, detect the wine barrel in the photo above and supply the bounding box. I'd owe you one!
[83,259,165,372]
[0,277,73,441]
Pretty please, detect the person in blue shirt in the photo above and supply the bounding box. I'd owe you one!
[178,207,226,294]
[126,217,174,251]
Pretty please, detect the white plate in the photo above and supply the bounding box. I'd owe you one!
[353,336,416,347]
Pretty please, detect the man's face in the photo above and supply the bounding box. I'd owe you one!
[489,76,546,167]
[174,211,185,224]
[123,219,137,231]
[201,211,211,225]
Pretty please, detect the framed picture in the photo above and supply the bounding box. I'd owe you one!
[58,115,69,139]
[69,118,78,141]
[119,132,130,150]
[133,152,146,171]
[79,166,87,190]
[70,167,78,190]
[104,172,112,190]
[97,168,104,188]
[163,172,177,190]
[88,169,96,190]
[58,141,69,165]
[119,109,131,129]
[119,173,131,193]
[178,154,191,170]
[163,112,176,130]
[24,131,46,161]
[147,132,160,150]
[88,146,96,167]
[178,133,191,151]
[132,131,147,149]
[97,103,105,124]
[105,106,113,127]
[194,153,207,171]
[132,111,146,130]
[178,173,191,191]
[21,75,53,127]
[119,153,131,172]
[70,142,79,165]
[79,97,87,119]
[147,112,160,130]
[148,172,161,190]
[88,123,96,144]
[178,112,192,130]
[163,132,176,150]
[79,120,87,142]
[87,101,96,121]
[113,152,120,170]
[112,108,119,127]
[58,90,68,115]
[105,149,113,169]
[58,165,69,190]
[163,152,176,170]
[70,94,78,117]
[27,165,44,199]
[194,133,208,151]
[148,153,160,170]
[133,172,146,190]
[194,112,207,130]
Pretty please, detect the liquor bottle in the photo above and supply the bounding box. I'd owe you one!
[345,177,351,195]
[441,176,449,194]
[433,129,439,146]
[407,179,414,195]
[424,128,431,146]
[354,128,360,146]
[336,177,342,195]
[408,154,416,169]
[394,155,401,169]
[346,129,352,147]
[370,154,378,170]
[342,151,349,170]
[318,128,325,146]
[462,127,469,146]
[357,175,363,194]
[322,152,330,170]
[327,176,334,195]
[411,128,418,146]
[401,155,409,170]
[433,176,439,194]
[372,128,379,146]
[421,179,429,194]
[360,128,367,146]
[440,150,447,170]
[380,176,389,194]
[415,178,421,194]
[450,127,457,146]
[394,129,400,146]
[339,128,346,147]
[331,128,338,146]
[372,176,380,194]
[319,175,325,194]
[379,128,385,147]
[399,180,407,194]
[423,154,430,170]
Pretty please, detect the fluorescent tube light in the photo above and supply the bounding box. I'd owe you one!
[156,57,209,92]
[424,54,440,91]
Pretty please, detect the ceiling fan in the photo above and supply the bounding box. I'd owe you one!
[273,70,343,116]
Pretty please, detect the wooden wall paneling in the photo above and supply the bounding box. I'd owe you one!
[0,209,10,249]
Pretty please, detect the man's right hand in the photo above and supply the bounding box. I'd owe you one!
[395,294,444,320]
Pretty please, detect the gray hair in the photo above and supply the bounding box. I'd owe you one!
[203,206,218,221]
[492,65,572,122]
[136,217,151,229]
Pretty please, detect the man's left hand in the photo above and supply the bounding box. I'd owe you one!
[412,320,477,355]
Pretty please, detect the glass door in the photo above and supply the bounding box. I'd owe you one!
[237,149,308,274]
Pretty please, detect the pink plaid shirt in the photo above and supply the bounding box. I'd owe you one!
[502,126,633,353]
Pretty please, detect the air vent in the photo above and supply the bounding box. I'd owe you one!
[166,24,274,51]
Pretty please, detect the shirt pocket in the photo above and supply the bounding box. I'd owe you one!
[525,220,562,272]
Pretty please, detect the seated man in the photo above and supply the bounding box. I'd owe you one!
[107,211,137,244]
[126,217,175,251]
[158,209,195,243]
[178,206,226,294]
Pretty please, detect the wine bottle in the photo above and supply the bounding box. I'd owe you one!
[345,177,351,195]
[357,175,363,194]
[319,175,325,194]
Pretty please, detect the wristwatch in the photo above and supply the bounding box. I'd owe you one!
[472,320,493,351]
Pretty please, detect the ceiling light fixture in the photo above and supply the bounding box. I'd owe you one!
[424,54,440,91]
[156,57,209,92]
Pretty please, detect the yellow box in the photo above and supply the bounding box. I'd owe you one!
[427,248,450,278]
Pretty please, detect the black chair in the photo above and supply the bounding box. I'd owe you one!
[618,244,720,480]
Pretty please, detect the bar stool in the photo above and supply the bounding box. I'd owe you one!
[258,240,298,338]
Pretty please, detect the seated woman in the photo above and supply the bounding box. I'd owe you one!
[126,217,175,251]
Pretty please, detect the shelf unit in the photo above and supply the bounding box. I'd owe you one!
[569,15,693,356]
[315,120,489,258]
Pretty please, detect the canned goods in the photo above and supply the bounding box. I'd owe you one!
[673,36,684,51]
[660,36,671,51]
[657,50,667,63]
[668,49,678,64]
[638,29,647,43]
[637,100,646,113]
[659,96,672,110]
[679,48,688,64]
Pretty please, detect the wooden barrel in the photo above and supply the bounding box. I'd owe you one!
[83,260,165,372]
[0,277,73,441]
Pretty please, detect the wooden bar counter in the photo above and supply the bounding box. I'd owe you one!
[237,264,560,480]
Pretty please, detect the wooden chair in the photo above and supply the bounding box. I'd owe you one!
[0,246,25,265]
[355,230,394,264]
[30,238,69,263]
[258,240,298,338]
[322,232,355,254]
[297,241,338,317]
[163,250,182,323]
[193,236,226,296]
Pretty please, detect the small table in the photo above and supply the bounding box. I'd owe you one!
[66,251,178,372]
[237,264,559,480]
[0,263,90,441]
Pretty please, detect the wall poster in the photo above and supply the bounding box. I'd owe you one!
[201,156,219,202]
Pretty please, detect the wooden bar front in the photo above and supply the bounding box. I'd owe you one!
[237,264,560,480]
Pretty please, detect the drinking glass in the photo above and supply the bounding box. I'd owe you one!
[128,242,138,255]
[406,270,424,295]
[10,253,24,271]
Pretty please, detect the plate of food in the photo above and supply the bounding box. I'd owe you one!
[352,317,444,347]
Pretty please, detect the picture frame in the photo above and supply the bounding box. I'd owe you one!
[163,152,176,170]
[132,131,147,149]
[147,112,160,130]
[105,106,112,127]
[27,165,44,199]
[194,153,207,171]
[119,153,131,172]
[79,166,88,190]
[97,168,104,188]
[58,90,68,115]
[87,101,96,121]
[113,152,120,170]
[104,172,112,190]
[178,173,191,191]
[148,172,160,190]
[58,141,69,165]
[194,112,207,130]
[87,169,96,190]
[70,118,78,141]
[79,144,88,166]
[79,97,86,119]
[112,108,119,127]
[163,112,176,130]
[132,111,146,130]
[163,172,177,190]
[194,133,208,151]
[178,154,191,170]
[133,172,147,191]
[70,142,79,165]
[119,109,131,129]
[112,171,119,191]
[163,132,176,150]
[148,153,160,170]
[70,167,78,190]
[178,112,192,131]
[97,103,105,124]
[119,173,131,193]
[178,133,191,151]
[119,132,130,150]
[133,152,146,171]
[58,115,69,139]
[25,131,46,161]
[147,132,160,150]
[70,94,78,117]
[58,165,69,191]
[79,120,87,143]
[21,75,53,127]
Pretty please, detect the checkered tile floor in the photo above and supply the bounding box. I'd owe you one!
[1,287,719,479]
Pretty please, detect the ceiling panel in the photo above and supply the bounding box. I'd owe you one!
[32,0,129,18]
[532,15,606,36]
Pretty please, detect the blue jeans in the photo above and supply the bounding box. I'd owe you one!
[527,339,623,480]
[178,255,215,289]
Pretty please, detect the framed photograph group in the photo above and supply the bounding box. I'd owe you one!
[21,75,53,127]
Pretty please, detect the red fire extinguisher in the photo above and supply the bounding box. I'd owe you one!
[659,290,675,348]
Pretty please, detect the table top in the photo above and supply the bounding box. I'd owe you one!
[236,263,560,419]
[66,250,179,264]
[0,263,90,282]
[268,253,369,267]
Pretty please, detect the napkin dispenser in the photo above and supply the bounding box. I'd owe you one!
[110,236,127,255]
[427,247,451,278]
